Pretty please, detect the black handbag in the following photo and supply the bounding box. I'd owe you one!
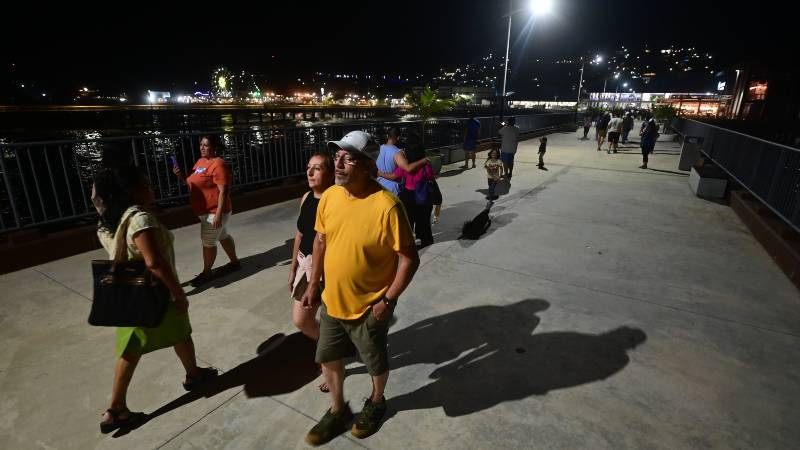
[88,211,170,327]
[415,178,442,206]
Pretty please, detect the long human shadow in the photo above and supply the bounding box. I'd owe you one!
[430,177,531,247]
[475,178,511,197]
[185,239,293,295]
[387,325,646,418]
[432,199,518,247]
[347,299,646,420]
[432,163,575,248]
[438,167,469,178]
[112,332,319,437]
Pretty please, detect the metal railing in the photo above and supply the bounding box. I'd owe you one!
[0,112,576,233]
[672,117,800,233]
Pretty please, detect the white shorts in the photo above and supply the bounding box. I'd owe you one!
[199,213,231,248]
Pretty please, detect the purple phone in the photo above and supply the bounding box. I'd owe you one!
[170,155,178,167]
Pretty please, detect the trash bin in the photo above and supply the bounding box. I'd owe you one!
[679,136,704,171]
[426,150,443,175]
[688,164,727,199]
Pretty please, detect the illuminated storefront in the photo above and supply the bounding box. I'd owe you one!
[587,92,731,116]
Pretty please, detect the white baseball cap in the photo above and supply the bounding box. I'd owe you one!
[327,130,375,158]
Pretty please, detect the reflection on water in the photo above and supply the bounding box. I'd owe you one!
[220,113,235,133]
[0,108,424,144]
[70,131,103,185]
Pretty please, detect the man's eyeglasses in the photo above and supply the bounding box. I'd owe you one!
[333,154,359,166]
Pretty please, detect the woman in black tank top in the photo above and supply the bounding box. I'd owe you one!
[290,153,334,346]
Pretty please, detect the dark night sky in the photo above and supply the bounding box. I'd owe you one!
[3,0,792,98]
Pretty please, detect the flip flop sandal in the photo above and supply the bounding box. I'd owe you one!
[189,271,212,287]
[182,367,219,391]
[100,408,145,434]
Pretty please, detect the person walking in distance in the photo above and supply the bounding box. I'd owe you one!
[375,127,429,195]
[622,112,634,144]
[606,113,623,154]
[582,114,592,140]
[394,133,436,249]
[639,118,659,169]
[596,112,610,151]
[172,135,240,286]
[498,117,520,179]
[462,111,481,169]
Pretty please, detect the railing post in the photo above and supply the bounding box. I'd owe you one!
[0,146,22,229]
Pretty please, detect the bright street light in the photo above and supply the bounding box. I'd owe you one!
[529,0,553,15]
[501,0,554,112]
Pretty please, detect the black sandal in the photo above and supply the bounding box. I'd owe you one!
[189,271,212,287]
[182,367,219,391]
[100,408,145,434]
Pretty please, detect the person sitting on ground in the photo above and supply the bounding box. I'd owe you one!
[172,134,240,286]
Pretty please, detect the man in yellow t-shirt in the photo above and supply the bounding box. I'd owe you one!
[301,130,419,445]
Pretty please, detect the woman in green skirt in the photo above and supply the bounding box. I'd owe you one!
[92,165,218,434]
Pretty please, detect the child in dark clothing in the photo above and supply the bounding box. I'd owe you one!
[537,137,548,170]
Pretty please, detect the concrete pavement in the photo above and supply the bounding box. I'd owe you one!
[1,124,799,449]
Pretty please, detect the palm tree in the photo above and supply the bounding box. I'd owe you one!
[405,86,455,144]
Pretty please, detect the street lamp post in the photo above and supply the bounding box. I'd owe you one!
[501,1,513,107]
[576,55,601,108]
[577,61,585,107]
[500,0,552,117]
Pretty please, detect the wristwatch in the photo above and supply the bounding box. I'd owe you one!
[383,297,398,308]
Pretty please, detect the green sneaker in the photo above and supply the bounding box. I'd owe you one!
[351,396,387,439]
[305,404,353,446]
